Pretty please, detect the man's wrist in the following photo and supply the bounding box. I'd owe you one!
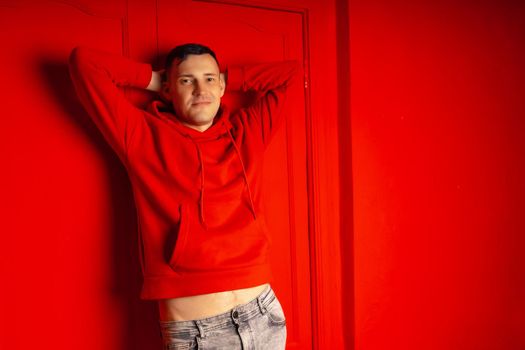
[146,70,163,92]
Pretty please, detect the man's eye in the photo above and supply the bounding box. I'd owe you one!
[207,77,215,82]
[180,78,192,84]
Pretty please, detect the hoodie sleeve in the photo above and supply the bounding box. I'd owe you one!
[226,60,302,147]
[68,46,152,162]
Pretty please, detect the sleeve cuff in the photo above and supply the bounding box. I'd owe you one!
[136,62,153,89]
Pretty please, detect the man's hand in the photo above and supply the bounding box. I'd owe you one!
[146,69,165,92]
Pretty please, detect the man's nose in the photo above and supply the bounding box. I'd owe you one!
[192,81,206,95]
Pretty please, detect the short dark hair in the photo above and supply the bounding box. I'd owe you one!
[164,43,219,79]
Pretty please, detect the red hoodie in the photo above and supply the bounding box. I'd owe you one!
[68,46,300,299]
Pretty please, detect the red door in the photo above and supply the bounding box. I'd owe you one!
[0,1,345,349]
[152,1,312,349]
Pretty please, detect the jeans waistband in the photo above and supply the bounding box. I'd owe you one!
[159,284,274,338]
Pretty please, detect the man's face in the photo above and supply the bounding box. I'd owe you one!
[162,54,225,132]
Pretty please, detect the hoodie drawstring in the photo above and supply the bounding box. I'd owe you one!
[190,138,208,229]
[188,127,257,229]
[226,127,257,220]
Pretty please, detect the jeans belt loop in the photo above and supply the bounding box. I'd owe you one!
[194,320,206,338]
[257,295,267,314]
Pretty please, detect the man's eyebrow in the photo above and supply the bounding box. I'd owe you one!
[177,73,219,77]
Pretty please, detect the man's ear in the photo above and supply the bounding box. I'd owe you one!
[219,72,226,97]
[159,81,171,102]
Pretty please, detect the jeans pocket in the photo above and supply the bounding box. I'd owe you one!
[265,296,286,326]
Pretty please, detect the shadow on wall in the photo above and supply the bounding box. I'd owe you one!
[40,59,162,350]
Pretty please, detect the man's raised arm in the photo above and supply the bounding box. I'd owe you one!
[68,46,153,162]
[146,70,164,92]
[225,60,302,146]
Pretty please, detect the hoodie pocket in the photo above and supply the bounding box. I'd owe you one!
[168,204,190,269]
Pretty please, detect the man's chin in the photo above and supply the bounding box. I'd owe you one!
[195,116,215,125]
[190,111,217,122]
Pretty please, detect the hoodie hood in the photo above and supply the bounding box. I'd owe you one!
[147,99,234,140]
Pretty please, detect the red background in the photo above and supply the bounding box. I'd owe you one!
[349,0,525,349]
[1,0,524,349]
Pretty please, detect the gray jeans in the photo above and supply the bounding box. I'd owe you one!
[159,284,287,349]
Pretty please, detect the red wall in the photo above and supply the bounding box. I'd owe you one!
[0,1,341,349]
[2,1,524,349]
[350,0,525,349]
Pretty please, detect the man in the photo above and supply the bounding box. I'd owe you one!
[68,43,299,349]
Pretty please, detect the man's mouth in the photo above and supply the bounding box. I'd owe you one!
[192,100,211,106]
